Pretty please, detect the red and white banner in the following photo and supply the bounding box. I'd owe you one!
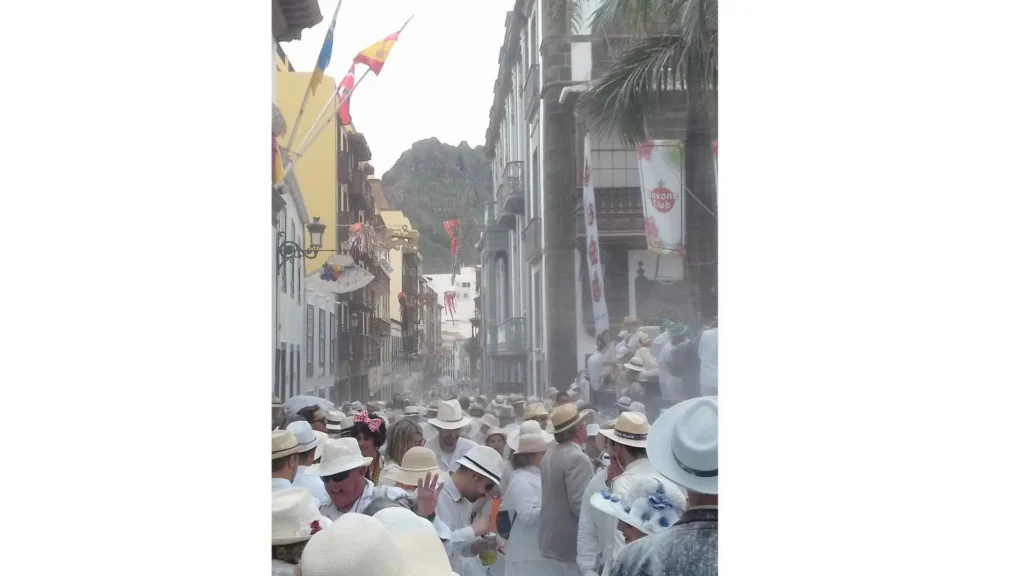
[636,140,685,256]
[582,134,610,335]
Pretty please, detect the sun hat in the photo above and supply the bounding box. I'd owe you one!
[301,515,394,575]
[628,401,647,414]
[325,410,346,431]
[589,476,686,536]
[479,413,500,430]
[469,403,486,416]
[286,421,319,453]
[427,402,439,417]
[647,396,718,495]
[428,399,474,430]
[404,405,420,416]
[667,322,689,339]
[508,420,554,454]
[272,487,333,545]
[304,437,373,478]
[485,427,510,442]
[386,446,440,487]
[455,445,504,486]
[599,412,652,449]
[545,387,559,398]
[372,508,459,575]
[511,396,526,406]
[313,431,328,460]
[350,401,364,412]
[616,396,633,410]
[272,430,300,460]
[550,403,595,434]
[497,405,515,419]
[614,345,631,363]
[522,403,549,421]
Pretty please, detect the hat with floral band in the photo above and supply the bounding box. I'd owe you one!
[589,475,687,536]
[272,487,333,545]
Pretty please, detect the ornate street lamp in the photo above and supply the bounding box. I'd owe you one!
[277,217,326,270]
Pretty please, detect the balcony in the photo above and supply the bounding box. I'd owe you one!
[523,64,540,119]
[338,150,353,184]
[349,177,372,213]
[497,161,524,228]
[371,317,390,338]
[496,317,527,356]
[574,187,646,247]
[479,202,509,253]
[524,217,542,263]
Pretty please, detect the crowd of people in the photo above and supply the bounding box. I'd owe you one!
[271,368,719,576]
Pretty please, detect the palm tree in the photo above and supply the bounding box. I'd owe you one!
[551,0,718,322]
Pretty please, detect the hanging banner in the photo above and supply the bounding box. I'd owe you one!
[636,140,685,256]
[582,133,610,335]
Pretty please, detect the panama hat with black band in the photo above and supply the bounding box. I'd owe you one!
[599,411,651,449]
[646,396,718,495]
[455,445,504,486]
[550,403,596,435]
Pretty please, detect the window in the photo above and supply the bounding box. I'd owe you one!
[530,147,540,218]
[329,312,336,373]
[461,282,471,288]
[289,344,295,396]
[318,308,326,369]
[306,305,315,377]
[290,222,296,298]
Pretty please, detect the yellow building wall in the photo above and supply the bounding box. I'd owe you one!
[276,60,339,274]
[381,210,414,323]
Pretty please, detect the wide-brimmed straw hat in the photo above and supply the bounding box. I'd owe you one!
[404,405,421,416]
[647,396,718,495]
[589,476,686,536]
[522,403,549,421]
[301,513,454,576]
[428,399,473,430]
[272,487,333,545]
[455,445,504,486]
[497,405,515,419]
[550,403,595,434]
[305,437,373,478]
[286,421,319,454]
[325,410,351,434]
[625,348,658,374]
[508,420,554,454]
[468,403,486,416]
[312,431,328,460]
[599,411,651,449]
[272,430,300,460]
[373,508,459,575]
[628,402,647,414]
[479,413,500,430]
[386,446,440,487]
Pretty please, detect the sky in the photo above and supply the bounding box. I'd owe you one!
[282,0,512,176]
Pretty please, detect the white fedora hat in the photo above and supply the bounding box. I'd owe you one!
[455,445,504,486]
[628,401,647,414]
[404,405,421,416]
[616,396,633,410]
[373,508,458,575]
[304,437,373,478]
[286,421,319,453]
[300,514,399,576]
[312,431,328,461]
[522,403,549,421]
[508,420,554,454]
[272,430,300,460]
[325,410,349,433]
[479,413,500,430]
[386,446,440,487]
[647,396,718,495]
[550,403,595,434]
[272,487,333,545]
[589,475,686,536]
[428,399,473,430]
[599,411,652,449]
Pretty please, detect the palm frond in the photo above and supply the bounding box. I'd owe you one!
[547,0,584,34]
[591,0,690,36]
[576,35,688,146]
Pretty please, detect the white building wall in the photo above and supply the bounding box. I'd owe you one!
[304,285,337,398]
[425,266,478,339]
[275,187,308,400]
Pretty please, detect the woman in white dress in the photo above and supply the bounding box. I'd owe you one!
[501,421,563,576]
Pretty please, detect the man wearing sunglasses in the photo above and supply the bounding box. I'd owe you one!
[296,405,328,433]
[436,444,506,574]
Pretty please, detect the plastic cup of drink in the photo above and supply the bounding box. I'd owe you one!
[478,532,498,566]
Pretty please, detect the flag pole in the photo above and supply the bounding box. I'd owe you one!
[284,0,344,154]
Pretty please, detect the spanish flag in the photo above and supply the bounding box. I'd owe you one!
[272,135,286,186]
[353,29,402,75]
[338,65,355,126]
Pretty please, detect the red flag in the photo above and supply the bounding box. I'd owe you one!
[338,66,355,125]
[443,219,460,256]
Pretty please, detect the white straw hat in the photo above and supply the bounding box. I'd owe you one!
[550,403,595,434]
[455,445,504,486]
[522,403,549,421]
[301,514,399,576]
[272,487,333,545]
[428,399,473,430]
[304,437,373,478]
[373,508,459,575]
[272,430,300,460]
[312,431,328,461]
[479,413,500,430]
[589,475,686,536]
[628,402,647,414]
[286,421,319,454]
[386,446,440,487]
[647,396,718,495]
[599,412,652,449]
[508,420,554,454]
[616,396,633,410]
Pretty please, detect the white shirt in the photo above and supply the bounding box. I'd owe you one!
[587,350,605,392]
[425,434,479,474]
[292,466,329,507]
[699,327,718,397]
[501,467,546,562]
[420,420,439,443]
[657,340,686,401]
[271,477,292,493]
[577,468,616,576]
[437,473,478,574]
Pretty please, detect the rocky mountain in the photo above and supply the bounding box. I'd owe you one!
[381,138,491,274]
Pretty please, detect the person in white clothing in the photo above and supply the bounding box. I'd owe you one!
[271,429,301,493]
[699,321,718,397]
[436,445,505,575]
[589,476,686,545]
[271,487,333,576]
[502,421,563,576]
[577,421,618,576]
[425,399,480,474]
[286,421,330,506]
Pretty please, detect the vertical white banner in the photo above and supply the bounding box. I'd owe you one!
[582,133,610,335]
[637,140,685,256]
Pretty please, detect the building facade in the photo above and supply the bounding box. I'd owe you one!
[477,0,687,401]
[425,266,478,340]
